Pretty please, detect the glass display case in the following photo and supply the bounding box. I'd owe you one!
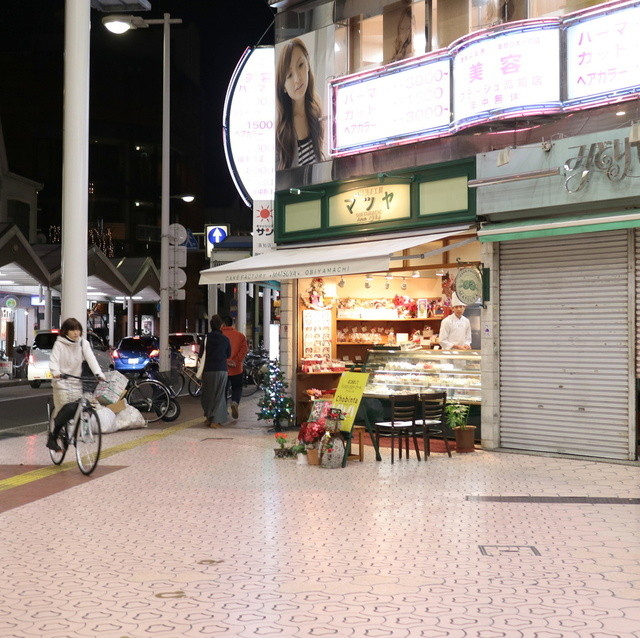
[361,348,481,404]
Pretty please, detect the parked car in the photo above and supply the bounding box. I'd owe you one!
[28,329,112,389]
[112,335,183,375]
[169,332,201,368]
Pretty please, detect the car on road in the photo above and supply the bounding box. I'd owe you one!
[169,332,201,368]
[28,329,112,388]
[112,335,183,375]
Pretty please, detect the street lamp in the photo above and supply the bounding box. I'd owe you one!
[103,12,182,372]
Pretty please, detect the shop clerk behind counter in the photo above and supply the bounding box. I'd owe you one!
[438,293,472,350]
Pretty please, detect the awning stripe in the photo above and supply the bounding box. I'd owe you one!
[199,228,471,285]
[478,210,640,242]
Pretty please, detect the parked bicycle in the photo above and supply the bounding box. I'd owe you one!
[240,348,269,397]
[143,362,182,421]
[47,374,102,475]
[124,374,174,423]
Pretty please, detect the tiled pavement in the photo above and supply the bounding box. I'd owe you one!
[0,392,639,637]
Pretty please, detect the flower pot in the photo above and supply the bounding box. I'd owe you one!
[454,426,476,453]
[306,448,320,465]
[274,448,293,459]
[296,453,308,465]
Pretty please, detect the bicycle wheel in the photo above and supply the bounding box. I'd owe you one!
[188,376,202,397]
[159,369,185,396]
[161,398,181,422]
[47,401,67,465]
[127,380,170,422]
[241,369,258,397]
[75,407,101,475]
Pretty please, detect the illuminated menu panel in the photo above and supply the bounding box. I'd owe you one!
[224,47,275,205]
[452,22,561,129]
[331,56,451,154]
[565,3,640,107]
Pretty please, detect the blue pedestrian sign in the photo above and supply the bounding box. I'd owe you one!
[205,224,230,257]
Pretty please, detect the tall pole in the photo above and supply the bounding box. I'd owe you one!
[159,13,171,371]
[61,0,90,329]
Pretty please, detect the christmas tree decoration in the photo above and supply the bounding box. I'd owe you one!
[257,359,294,428]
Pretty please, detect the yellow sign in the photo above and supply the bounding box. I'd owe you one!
[331,372,370,432]
[329,183,410,227]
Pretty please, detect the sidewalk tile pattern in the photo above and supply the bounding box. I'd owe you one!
[0,394,639,637]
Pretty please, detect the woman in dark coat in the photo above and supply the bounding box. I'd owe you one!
[198,314,231,427]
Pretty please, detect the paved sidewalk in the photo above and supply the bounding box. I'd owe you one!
[0,392,639,637]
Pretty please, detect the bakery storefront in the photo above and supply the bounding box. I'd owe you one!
[201,159,485,435]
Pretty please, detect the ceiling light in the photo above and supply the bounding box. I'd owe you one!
[616,110,626,116]
[412,270,420,278]
[401,278,407,291]
[0,280,15,285]
[384,281,390,290]
[385,273,393,280]
[338,277,345,288]
[365,274,373,281]
[435,270,445,277]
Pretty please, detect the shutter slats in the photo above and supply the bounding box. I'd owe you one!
[499,231,630,460]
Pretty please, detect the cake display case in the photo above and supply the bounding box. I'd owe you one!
[361,348,481,404]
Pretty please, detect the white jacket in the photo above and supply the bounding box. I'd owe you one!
[50,336,104,413]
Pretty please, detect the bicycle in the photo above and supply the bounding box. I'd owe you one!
[124,375,172,422]
[47,374,102,475]
[182,365,202,397]
[142,363,182,421]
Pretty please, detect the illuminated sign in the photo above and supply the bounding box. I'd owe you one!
[452,21,561,129]
[329,1,640,157]
[223,46,275,206]
[565,2,640,108]
[332,55,451,154]
[206,224,229,258]
[329,184,411,227]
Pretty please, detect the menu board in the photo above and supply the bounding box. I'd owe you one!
[302,309,332,359]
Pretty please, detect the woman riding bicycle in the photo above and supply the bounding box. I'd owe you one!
[46,317,105,452]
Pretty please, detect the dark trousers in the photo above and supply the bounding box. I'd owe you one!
[52,401,79,437]
[227,373,243,405]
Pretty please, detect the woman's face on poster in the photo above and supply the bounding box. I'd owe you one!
[284,46,310,103]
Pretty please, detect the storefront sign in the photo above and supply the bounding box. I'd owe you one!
[455,267,482,305]
[332,56,451,153]
[330,1,640,156]
[223,47,275,206]
[329,184,410,228]
[331,372,370,432]
[253,200,275,255]
[476,127,640,217]
[452,21,561,128]
[565,2,640,108]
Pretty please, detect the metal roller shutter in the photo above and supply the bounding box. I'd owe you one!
[499,230,631,460]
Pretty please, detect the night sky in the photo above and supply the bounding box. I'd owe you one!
[0,0,275,212]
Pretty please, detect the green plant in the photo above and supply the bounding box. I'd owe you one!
[445,401,471,430]
[274,432,288,449]
[290,442,307,455]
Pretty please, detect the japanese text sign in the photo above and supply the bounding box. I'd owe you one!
[329,184,410,228]
[331,372,370,432]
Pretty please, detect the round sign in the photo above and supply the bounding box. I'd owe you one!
[454,267,482,305]
[207,226,228,245]
[168,223,188,246]
[4,296,19,309]
[169,267,187,289]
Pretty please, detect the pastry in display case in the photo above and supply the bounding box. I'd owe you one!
[361,348,481,404]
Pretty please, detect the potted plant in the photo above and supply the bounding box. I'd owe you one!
[445,400,475,453]
[273,432,293,458]
[258,360,295,429]
[290,442,308,464]
[298,421,326,465]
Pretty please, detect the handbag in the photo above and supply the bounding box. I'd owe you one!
[196,336,207,379]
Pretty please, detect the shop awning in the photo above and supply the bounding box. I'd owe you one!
[478,210,640,242]
[199,227,473,285]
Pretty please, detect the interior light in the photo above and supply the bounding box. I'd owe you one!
[412,270,420,278]
[401,277,407,291]
[365,274,373,282]
[385,273,393,280]
[435,270,445,277]
[616,110,626,116]
[0,280,15,285]
[338,277,345,288]
[384,281,390,290]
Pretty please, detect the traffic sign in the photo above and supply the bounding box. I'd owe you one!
[206,224,230,257]
[168,223,188,245]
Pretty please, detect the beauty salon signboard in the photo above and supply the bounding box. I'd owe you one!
[330,1,640,156]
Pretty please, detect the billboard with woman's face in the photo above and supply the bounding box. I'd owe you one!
[275,27,335,173]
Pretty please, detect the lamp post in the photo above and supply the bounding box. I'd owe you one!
[103,13,182,371]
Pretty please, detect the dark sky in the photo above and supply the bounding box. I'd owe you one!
[0,0,275,210]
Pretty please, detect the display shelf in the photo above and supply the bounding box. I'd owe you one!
[337,317,443,321]
[361,349,481,405]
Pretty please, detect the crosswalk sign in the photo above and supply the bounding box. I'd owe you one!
[206,224,229,257]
